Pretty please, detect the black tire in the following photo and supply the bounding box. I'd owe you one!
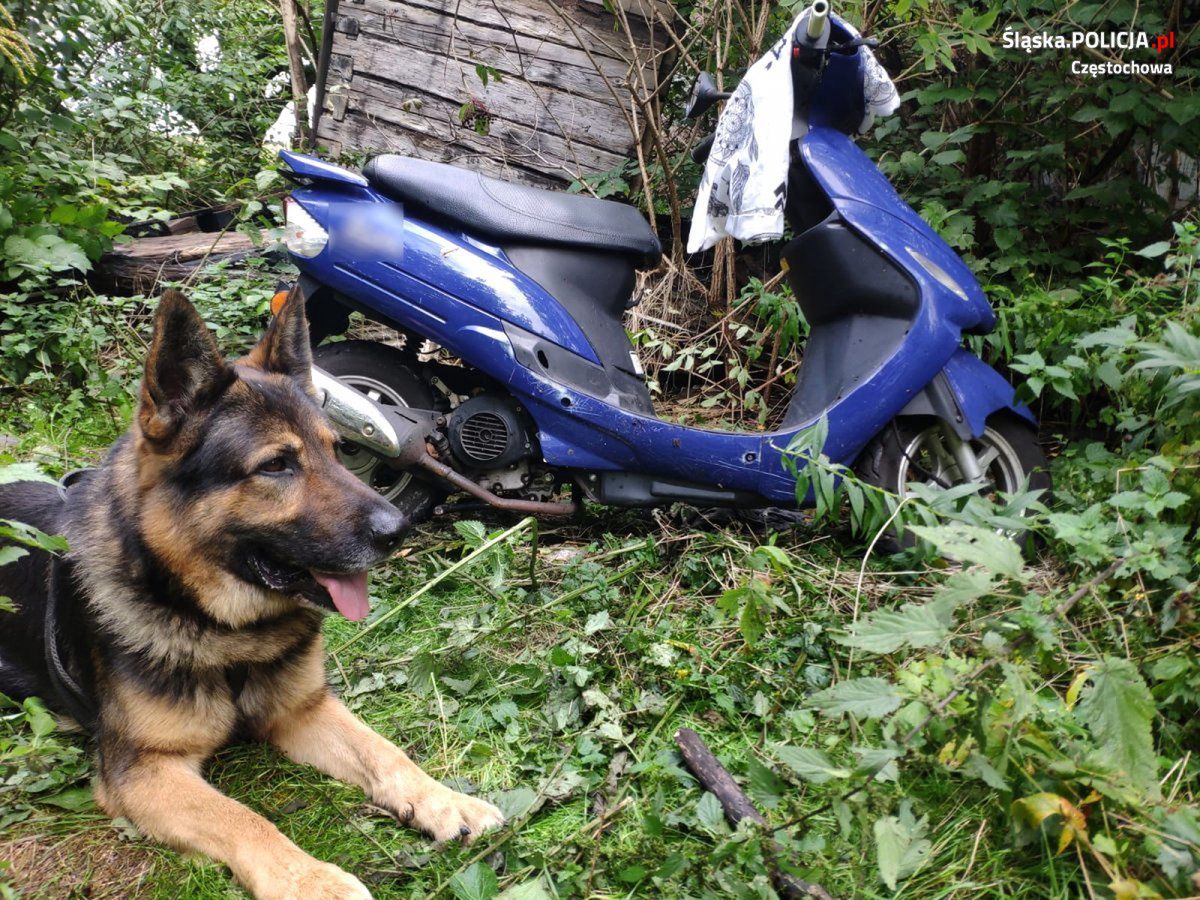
[854,414,1051,551]
[313,341,443,523]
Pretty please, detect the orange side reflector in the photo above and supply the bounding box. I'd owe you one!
[270,290,289,316]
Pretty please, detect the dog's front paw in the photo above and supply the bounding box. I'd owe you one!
[270,861,372,900]
[410,787,506,843]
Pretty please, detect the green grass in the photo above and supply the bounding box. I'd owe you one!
[0,406,1101,898]
[7,370,1194,898]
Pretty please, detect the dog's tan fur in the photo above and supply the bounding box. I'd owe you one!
[96,637,502,899]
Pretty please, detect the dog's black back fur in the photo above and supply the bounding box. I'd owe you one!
[0,480,89,706]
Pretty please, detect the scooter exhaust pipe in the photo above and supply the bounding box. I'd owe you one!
[312,367,413,460]
[312,366,579,517]
[415,454,578,517]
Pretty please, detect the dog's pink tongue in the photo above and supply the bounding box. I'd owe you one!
[312,571,370,621]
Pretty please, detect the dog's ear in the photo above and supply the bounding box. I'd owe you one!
[246,284,313,385]
[139,291,233,444]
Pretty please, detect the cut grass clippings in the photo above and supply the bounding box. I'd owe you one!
[1,509,1114,898]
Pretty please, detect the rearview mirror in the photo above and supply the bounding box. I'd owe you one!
[685,72,732,119]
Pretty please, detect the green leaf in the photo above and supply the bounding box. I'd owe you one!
[874,801,931,890]
[450,862,498,900]
[618,865,647,884]
[745,756,785,808]
[717,578,773,646]
[0,519,68,553]
[408,652,437,696]
[493,786,539,819]
[254,168,281,192]
[1163,95,1200,126]
[1074,657,1158,798]
[1150,655,1190,681]
[908,524,1025,578]
[497,881,552,900]
[808,677,901,719]
[838,596,955,654]
[453,519,488,549]
[920,130,949,150]
[694,791,727,832]
[0,463,56,486]
[774,745,851,784]
[584,610,611,635]
[654,852,689,881]
[23,697,55,738]
[40,787,94,811]
[935,569,996,605]
[3,233,92,274]
[853,746,901,782]
[930,149,965,166]
[1134,240,1171,258]
[963,752,1008,790]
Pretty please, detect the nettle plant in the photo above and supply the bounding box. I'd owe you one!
[719,442,1198,892]
[706,225,1200,893]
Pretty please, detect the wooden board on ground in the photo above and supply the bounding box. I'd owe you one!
[98,230,264,295]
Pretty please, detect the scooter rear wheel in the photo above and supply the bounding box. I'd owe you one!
[313,341,442,523]
[854,414,1051,550]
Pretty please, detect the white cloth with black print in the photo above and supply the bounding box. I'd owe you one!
[687,16,899,254]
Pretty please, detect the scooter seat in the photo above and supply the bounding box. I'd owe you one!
[363,156,662,269]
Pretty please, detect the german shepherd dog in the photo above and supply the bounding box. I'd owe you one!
[0,291,504,898]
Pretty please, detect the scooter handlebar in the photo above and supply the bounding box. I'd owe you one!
[805,0,830,40]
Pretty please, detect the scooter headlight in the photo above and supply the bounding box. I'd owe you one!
[284,197,329,259]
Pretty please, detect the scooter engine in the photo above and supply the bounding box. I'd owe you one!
[446,394,532,470]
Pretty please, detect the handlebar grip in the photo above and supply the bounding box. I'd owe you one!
[805,0,829,40]
[691,133,715,164]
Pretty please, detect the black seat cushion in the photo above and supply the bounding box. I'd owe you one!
[363,156,662,268]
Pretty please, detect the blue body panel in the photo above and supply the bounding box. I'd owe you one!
[280,30,1032,505]
[800,130,996,334]
[942,349,1036,435]
[296,187,601,363]
[279,149,368,186]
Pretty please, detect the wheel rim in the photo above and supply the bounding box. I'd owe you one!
[331,374,414,502]
[896,424,1025,501]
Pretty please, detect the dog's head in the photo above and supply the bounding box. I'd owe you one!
[131,289,406,625]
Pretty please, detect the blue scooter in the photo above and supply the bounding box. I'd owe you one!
[280,1,1048,523]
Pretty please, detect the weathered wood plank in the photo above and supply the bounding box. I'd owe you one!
[350,3,634,103]
[323,109,566,187]
[576,0,674,25]
[321,0,669,186]
[349,0,630,74]
[352,0,661,60]
[108,231,256,262]
[325,73,627,176]
[342,36,635,155]
[347,71,628,169]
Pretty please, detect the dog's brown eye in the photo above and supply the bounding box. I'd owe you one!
[257,456,290,475]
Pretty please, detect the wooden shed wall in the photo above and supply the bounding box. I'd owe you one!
[316,0,667,187]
